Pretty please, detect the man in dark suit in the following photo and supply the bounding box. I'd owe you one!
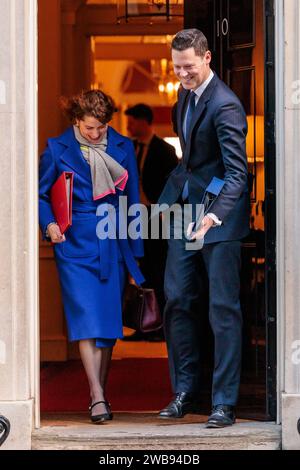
[125,104,178,206]
[123,104,178,341]
[158,29,249,427]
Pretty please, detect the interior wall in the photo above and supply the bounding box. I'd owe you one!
[38,0,67,361]
[38,0,62,153]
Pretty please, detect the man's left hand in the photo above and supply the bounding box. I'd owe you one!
[191,215,214,240]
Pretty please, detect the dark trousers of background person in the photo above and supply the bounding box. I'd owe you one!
[140,209,168,318]
[163,220,243,406]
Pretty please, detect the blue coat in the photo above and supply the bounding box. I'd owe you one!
[39,126,144,344]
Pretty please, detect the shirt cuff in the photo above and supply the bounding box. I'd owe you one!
[206,212,222,226]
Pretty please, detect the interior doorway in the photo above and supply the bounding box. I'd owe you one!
[38,0,276,421]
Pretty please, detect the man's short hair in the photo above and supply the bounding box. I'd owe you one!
[125,104,153,124]
[171,28,208,57]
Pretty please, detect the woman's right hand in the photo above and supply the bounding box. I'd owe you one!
[48,223,66,243]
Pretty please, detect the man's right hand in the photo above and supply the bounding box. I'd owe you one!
[48,223,66,243]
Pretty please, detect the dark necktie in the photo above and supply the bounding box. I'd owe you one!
[184,91,196,140]
[182,92,196,200]
[136,142,145,174]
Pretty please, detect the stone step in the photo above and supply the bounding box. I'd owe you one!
[32,413,281,450]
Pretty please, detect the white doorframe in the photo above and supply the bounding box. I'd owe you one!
[25,0,39,428]
[275,0,285,425]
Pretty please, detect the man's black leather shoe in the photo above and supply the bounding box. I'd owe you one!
[158,392,195,418]
[205,404,235,428]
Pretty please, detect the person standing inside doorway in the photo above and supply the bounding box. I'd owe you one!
[124,104,178,341]
[158,29,249,427]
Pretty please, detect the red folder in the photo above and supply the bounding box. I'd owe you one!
[50,171,74,234]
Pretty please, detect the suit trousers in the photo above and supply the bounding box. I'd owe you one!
[139,207,167,315]
[163,224,242,406]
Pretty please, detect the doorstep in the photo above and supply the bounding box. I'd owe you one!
[32,413,281,450]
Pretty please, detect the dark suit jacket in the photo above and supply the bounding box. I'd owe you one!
[158,73,250,244]
[138,135,178,204]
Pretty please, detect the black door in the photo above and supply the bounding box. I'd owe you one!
[184,0,276,420]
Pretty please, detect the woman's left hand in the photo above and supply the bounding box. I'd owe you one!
[48,223,66,243]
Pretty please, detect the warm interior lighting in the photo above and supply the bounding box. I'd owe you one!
[148,0,180,8]
[164,137,182,158]
[246,115,264,162]
[117,0,183,23]
[151,58,180,103]
[166,82,174,92]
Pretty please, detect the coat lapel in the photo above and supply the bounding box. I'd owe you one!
[182,74,219,164]
[106,127,127,166]
[58,127,92,182]
[58,126,127,184]
[177,88,189,152]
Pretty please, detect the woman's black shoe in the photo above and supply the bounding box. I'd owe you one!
[104,401,113,420]
[89,401,112,423]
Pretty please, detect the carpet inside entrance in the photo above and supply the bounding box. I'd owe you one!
[40,358,172,412]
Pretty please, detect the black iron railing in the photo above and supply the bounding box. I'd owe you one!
[0,415,10,446]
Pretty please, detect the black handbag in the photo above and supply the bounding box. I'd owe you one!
[123,284,162,333]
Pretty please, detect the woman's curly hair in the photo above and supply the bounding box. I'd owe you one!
[60,89,116,125]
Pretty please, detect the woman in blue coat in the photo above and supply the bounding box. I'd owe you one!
[39,90,144,423]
